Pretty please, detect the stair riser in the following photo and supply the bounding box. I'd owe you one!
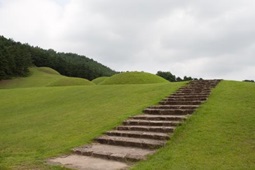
[105,132,170,140]
[123,121,181,126]
[144,109,194,115]
[168,95,208,98]
[95,138,164,149]
[172,92,209,95]
[163,98,207,101]
[116,126,174,133]
[149,106,198,110]
[178,88,211,90]
[131,116,186,121]
[173,93,210,96]
[73,149,142,162]
[159,101,202,105]
[176,90,211,93]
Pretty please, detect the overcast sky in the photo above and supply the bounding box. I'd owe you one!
[0,0,254,80]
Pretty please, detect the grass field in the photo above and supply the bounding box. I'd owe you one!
[0,82,184,169]
[1,69,254,170]
[0,67,94,89]
[132,81,255,170]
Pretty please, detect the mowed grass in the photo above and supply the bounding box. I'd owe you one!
[100,71,168,85]
[132,80,255,170]
[0,67,94,89]
[92,77,109,84]
[49,77,94,86]
[0,82,185,169]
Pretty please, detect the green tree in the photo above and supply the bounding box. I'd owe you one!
[156,71,176,82]
[183,76,193,81]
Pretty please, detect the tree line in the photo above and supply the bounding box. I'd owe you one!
[0,35,116,80]
[0,36,32,79]
[243,80,254,83]
[156,71,202,82]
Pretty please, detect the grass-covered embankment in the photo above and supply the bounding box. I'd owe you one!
[0,82,184,169]
[100,71,168,85]
[0,67,94,89]
[133,81,255,170]
[92,77,109,84]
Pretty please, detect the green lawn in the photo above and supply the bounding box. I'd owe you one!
[0,82,184,169]
[132,81,255,170]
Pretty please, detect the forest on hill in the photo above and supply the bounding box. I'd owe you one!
[0,35,116,80]
[0,35,211,83]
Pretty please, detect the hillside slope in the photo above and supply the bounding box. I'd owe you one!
[0,82,184,169]
[0,67,94,89]
[133,80,255,170]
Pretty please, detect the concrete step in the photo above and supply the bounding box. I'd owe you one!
[48,155,129,170]
[177,90,211,93]
[159,101,203,105]
[174,92,211,95]
[164,97,207,101]
[131,114,188,121]
[73,144,156,162]
[95,135,166,149]
[187,84,217,88]
[144,108,194,115]
[123,119,181,126]
[106,130,170,140]
[169,94,209,98]
[116,125,175,133]
[148,105,199,110]
[176,88,211,91]
[178,87,211,90]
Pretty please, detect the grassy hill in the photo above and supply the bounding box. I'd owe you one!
[0,67,94,89]
[100,71,168,85]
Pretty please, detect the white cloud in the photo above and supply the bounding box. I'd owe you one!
[0,0,62,45]
[0,0,254,80]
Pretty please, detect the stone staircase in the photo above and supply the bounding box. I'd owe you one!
[49,80,221,169]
